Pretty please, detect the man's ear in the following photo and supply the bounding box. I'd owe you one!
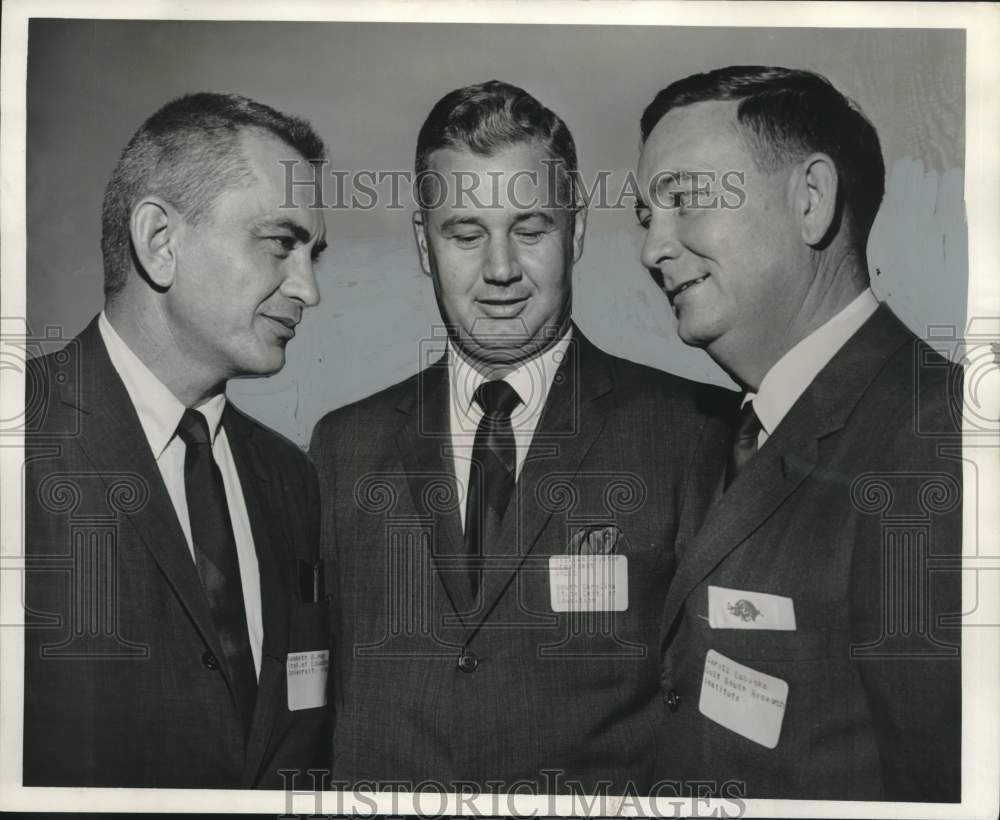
[793,153,839,247]
[129,197,179,289]
[571,201,588,263]
[412,210,433,277]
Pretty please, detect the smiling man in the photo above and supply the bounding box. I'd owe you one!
[636,66,962,801]
[310,80,732,794]
[24,93,331,788]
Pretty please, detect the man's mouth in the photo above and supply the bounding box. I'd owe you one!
[477,297,529,318]
[667,274,709,301]
[261,314,298,336]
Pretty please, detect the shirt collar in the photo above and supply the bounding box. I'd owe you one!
[98,311,226,458]
[449,326,573,419]
[746,288,880,435]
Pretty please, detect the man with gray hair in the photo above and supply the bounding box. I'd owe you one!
[311,80,731,793]
[24,92,331,788]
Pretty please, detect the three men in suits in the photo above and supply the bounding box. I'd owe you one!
[636,66,962,800]
[310,80,731,793]
[23,92,331,788]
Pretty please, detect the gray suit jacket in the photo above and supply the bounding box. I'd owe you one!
[310,327,734,793]
[655,306,963,801]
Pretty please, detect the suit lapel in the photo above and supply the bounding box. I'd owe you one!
[660,401,821,634]
[392,360,471,620]
[660,305,915,635]
[64,320,229,671]
[469,331,612,638]
[673,389,737,559]
[224,408,292,783]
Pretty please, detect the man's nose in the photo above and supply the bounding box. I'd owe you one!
[640,214,683,276]
[282,250,321,307]
[483,237,522,284]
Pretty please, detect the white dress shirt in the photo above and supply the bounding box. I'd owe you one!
[447,328,572,531]
[99,312,263,677]
[746,288,880,447]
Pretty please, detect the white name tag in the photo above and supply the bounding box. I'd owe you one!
[549,555,628,612]
[699,649,788,749]
[286,649,329,711]
[707,585,796,630]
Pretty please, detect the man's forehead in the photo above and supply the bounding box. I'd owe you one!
[423,141,570,220]
[238,129,316,197]
[426,143,561,186]
[237,134,325,238]
[236,128,286,176]
[639,100,752,174]
[426,139,554,170]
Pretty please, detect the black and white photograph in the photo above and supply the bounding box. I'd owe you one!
[1,1,997,817]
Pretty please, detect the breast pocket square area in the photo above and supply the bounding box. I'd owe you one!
[566,524,627,555]
[706,585,796,630]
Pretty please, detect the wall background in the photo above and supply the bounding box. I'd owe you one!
[25,21,966,446]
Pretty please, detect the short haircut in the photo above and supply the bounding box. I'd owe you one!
[101,92,326,296]
[641,66,885,249]
[414,80,578,209]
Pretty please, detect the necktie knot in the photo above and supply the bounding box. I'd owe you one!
[725,399,762,490]
[176,408,212,447]
[474,380,521,418]
[734,401,762,442]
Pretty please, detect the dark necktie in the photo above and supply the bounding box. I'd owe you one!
[464,380,521,600]
[725,399,763,489]
[176,408,257,736]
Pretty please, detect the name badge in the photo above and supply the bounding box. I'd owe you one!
[287,649,328,711]
[699,649,788,749]
[707,585,796,630]
[549,555,628,612]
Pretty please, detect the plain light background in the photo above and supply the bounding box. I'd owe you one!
[25,21,967,446]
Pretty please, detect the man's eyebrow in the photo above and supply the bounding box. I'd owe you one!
[651,169,698,190]
[512,211,555,227]
[312,238,328,256]
[439,215,485,231]
[254,217,313,243]
[641,170,709,208]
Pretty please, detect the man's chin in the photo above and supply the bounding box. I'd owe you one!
[456,335,537,369]
[237,346,287,378]
[675,313,722,350]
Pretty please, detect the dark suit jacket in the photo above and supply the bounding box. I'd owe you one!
[309,328,733,793]
[655,306,963,801]
[23,317,330,788]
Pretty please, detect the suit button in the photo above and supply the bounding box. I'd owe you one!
[457,651,478,673]
[665,689,681,712]
[202,651,220,671]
